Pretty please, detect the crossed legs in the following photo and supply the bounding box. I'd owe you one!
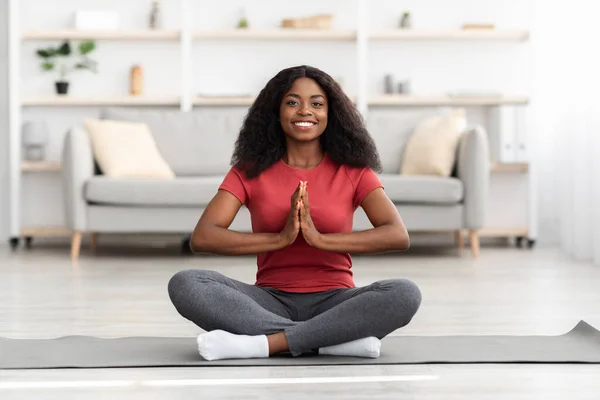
[168,269,421,360]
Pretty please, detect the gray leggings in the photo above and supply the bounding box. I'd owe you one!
[168,269,422,356]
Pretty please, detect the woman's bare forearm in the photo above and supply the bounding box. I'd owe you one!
[190,226,286,255]
[316,223,409,254]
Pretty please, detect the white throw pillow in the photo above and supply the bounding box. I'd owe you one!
[400,109,467,177]
[84,119,175,179]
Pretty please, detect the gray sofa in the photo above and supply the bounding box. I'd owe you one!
[62,107,489,260]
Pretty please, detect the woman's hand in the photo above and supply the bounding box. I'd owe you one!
[299,182,324,248]
[278,181,304,247]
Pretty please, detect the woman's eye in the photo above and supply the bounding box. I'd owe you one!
[286,100,323,107]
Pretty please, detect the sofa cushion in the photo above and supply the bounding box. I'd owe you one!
[379,174,463,204]
[84,119,176,179]
[400,109,467,177]
[85,174,462,207]
[84,176,223,207]
[366,108,457,174]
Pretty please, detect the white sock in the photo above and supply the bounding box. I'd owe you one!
[319,337,381,358]
[197,330,269,361]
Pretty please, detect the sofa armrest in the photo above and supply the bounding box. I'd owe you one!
[61,127,94,231]
[456,125,490,230]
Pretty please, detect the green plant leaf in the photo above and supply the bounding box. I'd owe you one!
[41,62,54,71]
[78,40,96,55]
[36,48,56,58]
[57,41,71,56]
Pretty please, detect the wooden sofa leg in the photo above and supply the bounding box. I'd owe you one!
[90,232,97,252]
[469,230,480,258]
[71,232,82,261]
[455,230,464,249]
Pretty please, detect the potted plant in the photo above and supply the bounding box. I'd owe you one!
[400,11,412,28]
[237,8,249,29]
[36,40,97,95]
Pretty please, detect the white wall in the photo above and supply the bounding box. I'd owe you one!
[7,0,538,241]
[0,0,9,241]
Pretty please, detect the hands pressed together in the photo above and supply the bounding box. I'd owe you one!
[279,180,323,248]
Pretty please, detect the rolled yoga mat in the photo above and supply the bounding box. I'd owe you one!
[1,321,600,369]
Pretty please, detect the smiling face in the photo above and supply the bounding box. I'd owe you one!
[279,77,328,143]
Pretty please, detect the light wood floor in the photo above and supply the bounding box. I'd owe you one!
[1,243,599,399]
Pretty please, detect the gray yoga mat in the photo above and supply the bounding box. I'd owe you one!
[1,321,599,369]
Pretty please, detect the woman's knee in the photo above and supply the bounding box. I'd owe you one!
[167,269,223,307]
[377,278,422,323]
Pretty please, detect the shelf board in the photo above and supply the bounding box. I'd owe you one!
[194,29,356,40]
[478,227,529,237]
[370,29,529,41]
[21,160,62,172]
[193,96,255,106]
[369,95,529,106]
[22,29,180,41]
[410,228,529,237]
[22,28,527,42]
[19,160,528,174]
[20,226,72,237]
[490,162,529,173]
[22,95,180,107]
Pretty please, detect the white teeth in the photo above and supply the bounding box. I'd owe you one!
[294,122,315,127]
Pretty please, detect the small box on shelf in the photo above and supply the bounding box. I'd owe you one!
[281,14,333,29]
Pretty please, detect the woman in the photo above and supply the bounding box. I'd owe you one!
[168,65,421,361]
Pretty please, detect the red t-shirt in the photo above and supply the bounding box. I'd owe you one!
[218,153,383,293]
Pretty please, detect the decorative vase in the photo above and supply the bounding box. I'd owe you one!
[130,65,143,96]
[397,80,411,94]
[149,1,161,30]
[400,12,412,29]
[22,121,49,161]
[384,74,394,94]
[55,81,69,95]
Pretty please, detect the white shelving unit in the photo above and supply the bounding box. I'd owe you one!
[8,0,534,246]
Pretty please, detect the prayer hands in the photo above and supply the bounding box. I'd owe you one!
[278,181,323,248]
[279,181,303,246]
[298,181,323,248]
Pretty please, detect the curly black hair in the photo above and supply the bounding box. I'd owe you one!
[230,65,382,178]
